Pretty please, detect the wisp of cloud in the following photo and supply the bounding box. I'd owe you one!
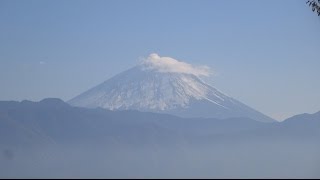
[141,53,211,77]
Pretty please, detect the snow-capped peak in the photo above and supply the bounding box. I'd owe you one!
[68,54,275,122]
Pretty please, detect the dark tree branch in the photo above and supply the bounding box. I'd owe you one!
[306,0,320,16]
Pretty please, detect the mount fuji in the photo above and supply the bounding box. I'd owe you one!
[68,54,274,122]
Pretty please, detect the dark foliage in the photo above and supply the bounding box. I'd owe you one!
[306,0,320,16]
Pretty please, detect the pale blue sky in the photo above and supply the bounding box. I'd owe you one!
[0,0,319,120]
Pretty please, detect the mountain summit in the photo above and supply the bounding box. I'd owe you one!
[68,54,274,122]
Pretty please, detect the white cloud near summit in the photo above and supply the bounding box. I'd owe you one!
[141,53,211,77]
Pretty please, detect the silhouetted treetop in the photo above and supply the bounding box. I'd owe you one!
[306,0,320,16]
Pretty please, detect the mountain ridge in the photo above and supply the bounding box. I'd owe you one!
[0,98,319,148]
[1,98,319,178]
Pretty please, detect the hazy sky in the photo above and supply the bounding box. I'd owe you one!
[0,0,319,121]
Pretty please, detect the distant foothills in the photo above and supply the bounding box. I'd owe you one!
[0,98,319,146]
[1,98,320,178]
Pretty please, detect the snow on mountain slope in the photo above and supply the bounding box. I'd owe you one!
[68,54,274,122]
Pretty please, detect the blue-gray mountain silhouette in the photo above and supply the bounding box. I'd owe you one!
[0,99,319,178]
